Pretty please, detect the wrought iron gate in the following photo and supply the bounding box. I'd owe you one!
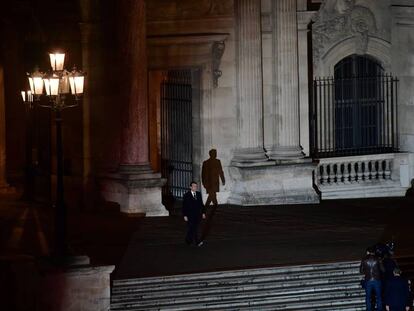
[161,70,193,199]
[310,56,399,158]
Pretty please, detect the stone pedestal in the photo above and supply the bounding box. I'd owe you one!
[100,164,168,216]
[1,255,114,311]
[37,258,114,311]
[228,160,319,206]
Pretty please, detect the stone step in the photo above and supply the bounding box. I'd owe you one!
[111,290,365,311]
[111,276,362,301]
[210,298,366,311]
[111,257,414,311]
[113,261,361,287]
[111,286,364,309]
[112,268,361,295]
[233,301,366,311]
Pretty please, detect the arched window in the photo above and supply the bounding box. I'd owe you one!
[334,55,383,152]
[311,55,398,158]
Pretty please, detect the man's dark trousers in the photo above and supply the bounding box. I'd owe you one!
[182,191,204,245]
[186,219,200,245]
[366,280,383,311]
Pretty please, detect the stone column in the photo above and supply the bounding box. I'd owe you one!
[231,0,268,164]
[0,65,8,190]
[119,0,149,168]
[100,0,167,216]
[79,0,100,208]
[267,0,304,159]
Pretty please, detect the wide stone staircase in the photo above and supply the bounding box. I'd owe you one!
[110,257,414,311]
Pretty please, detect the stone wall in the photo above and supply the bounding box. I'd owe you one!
[146,0,236,203]
[311,0,414,183]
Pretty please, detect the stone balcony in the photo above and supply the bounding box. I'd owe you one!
[314,153,412,199]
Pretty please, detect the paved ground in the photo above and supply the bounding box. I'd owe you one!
[1,195,414,280]
[114,196,414,279]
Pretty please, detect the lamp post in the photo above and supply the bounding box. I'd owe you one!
[23,52,85,262]
[21,90,35,201]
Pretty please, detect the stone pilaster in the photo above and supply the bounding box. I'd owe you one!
[232,0,268,164]
[100,0,167,216]
[267,0,304,159]
[297,11,316,157]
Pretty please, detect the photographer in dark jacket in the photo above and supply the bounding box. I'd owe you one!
[360,247,385,311]
[182,181,206,246]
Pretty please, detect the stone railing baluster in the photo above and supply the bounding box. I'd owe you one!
[343,162,350,184]
[349,161,356,183]
[363,160,371,181]
[337,163,344,183]
[356,161,363,182]
[322,164,329,184]
[378,160,384,179]
[328,163,335,184]
[384,159,392,180]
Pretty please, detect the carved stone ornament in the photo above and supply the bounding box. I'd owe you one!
[212,41,225,88]
[312,0,377,61]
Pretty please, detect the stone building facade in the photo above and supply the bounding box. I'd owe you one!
[1,0,414,216]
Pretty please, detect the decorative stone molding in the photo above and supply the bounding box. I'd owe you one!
[147,34,228,88]
[312,0,378,61]
[316,36,391,76]
[212,41,225,88]
[297,11,317,30]
[147,0,233,21]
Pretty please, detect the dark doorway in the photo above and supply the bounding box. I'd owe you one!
[160,70,193,200]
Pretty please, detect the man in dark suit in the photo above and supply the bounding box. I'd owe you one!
[385,268,411,311]
[182,181,206,246]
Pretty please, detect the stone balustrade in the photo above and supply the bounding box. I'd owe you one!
[314,153,411,199]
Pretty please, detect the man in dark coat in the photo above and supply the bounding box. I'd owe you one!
[385,268,411,311]
[201,149,225,208]
[360,247,385,311]
[182,181,206,246]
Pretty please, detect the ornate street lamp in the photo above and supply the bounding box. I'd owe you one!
[23,51,85,262]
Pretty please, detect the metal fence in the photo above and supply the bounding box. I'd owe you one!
[161,70,193,199]
[311,74,399,158]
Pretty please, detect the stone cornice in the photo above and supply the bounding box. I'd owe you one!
[392,6,414,26]
[297,11,317,30]
[147,33,229,46]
